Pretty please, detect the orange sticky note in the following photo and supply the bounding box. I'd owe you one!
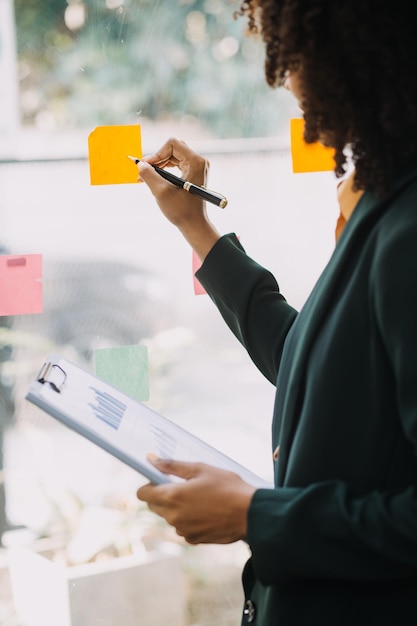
[88,124,142,185]
[290,118,335,173]
[0,254,43,316]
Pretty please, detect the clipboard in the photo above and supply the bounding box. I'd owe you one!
[26,354,271,488]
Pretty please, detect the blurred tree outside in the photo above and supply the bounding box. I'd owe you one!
[0,0,19,146]
[14,0,294,138]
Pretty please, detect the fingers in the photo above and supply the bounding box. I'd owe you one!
[142,137,209,186]
[147,454,203,480]
[142,137,194,167]
[137,161,186,208]
[136,458,202,504]
[136,160,162,186]
[136,464,255,545]
[142,138,187,168]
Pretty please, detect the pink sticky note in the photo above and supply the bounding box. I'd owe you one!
[192,250,206,295]
[0,254,43,316]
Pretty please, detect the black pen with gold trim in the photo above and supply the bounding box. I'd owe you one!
[127,155,228,208]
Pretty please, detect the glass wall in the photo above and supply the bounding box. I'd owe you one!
[0,2,337,625]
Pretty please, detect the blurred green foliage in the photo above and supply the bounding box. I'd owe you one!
[14,0,294,138]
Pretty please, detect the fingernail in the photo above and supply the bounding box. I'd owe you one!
[147,452,160,463]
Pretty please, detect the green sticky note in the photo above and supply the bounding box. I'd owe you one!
[94,345,149,401]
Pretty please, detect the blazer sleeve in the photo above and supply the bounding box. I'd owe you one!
[196,233,297,385]
[247,480,417,584]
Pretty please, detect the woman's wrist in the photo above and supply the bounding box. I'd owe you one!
[180,219,221,262]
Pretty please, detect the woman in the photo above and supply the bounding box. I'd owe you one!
[137,1,417,623]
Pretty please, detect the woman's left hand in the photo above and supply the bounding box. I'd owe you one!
[136,457,257,544]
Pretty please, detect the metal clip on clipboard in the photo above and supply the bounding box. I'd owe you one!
[37,361,67,393]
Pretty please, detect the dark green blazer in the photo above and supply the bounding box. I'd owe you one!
[196,166,417,625]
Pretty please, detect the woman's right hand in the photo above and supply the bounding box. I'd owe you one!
[138,137,221,261]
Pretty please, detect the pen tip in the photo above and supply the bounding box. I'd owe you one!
[127,155,140,163]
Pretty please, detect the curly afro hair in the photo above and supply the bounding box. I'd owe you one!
[237,1,417,198]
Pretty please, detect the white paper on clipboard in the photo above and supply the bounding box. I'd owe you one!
[26,354,271,488]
